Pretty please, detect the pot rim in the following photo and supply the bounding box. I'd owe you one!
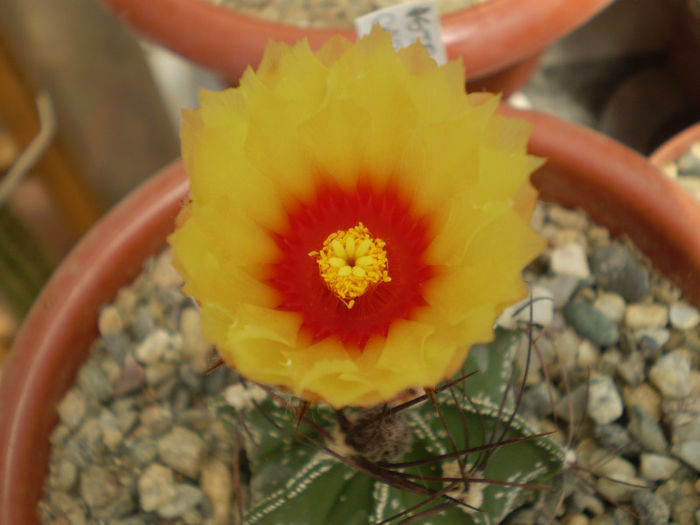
[99,0,612,80]
[649,121,700,166]
[2,107,699,525]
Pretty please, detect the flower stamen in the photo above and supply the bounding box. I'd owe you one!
[309,222,391,309]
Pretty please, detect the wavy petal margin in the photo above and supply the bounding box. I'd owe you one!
[169,26,545,408]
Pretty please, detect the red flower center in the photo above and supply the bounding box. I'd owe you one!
[269,180,435,349]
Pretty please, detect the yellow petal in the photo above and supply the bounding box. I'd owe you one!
[169,26,545,408]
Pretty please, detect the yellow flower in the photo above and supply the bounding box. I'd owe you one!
[168,26,545,408]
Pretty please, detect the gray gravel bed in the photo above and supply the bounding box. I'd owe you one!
[39,251,242,525]
[206,0,489,28]
[39,201,700,524]
[507,202,700,525]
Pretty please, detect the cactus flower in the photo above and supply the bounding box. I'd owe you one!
[168,26,544,408]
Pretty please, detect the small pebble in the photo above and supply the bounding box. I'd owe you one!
[550,242,590,278]
[48,460,78,492]
[76,363,112,403]
[594,423,637,454]
[145,362,177,386]
[628,405,668,454]
[152,250,183,289]
[635,329,670,359]
[139,405,173,436]
[597,348,623,376]
[178,363,204,392]
[547,206,588,230]
[589,516,615,525]
[639,453,680,481]
[63,419,104,469]
[200,459,233,525]
[137,464,177,512]
[157,426,207,478]
[632,490,670,525]
[617,351,645,386]
[543,275,580,309]
[563,302,620,347]
[649,351,692,398]
[672,441,700,471]
[114,356,146,397]
[591,244,650,302]
[671,415,700,444]
[562,514,588,525]
[592,292,626,324]
[156,484,203,519]
[576,339,600,368]
[129,439,158,466]
[625,303,668,329]
[677,142,700,174]
[56,390,86,430]
[660,480,699,525]
[79,466,119,511]
[98,305,124,336]
[668,301,700,330]
[98,409,124,450]
[623,383,661,421]
[135,329,170,365]
[554,385,588,425]
[596,469,643,503]
[587,373,624,425]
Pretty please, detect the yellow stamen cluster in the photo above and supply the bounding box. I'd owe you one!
[310,222,391,309]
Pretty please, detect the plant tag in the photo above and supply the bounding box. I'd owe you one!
[355,2,447,65]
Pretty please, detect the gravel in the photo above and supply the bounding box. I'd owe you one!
[205,0,491,28]
[39,202,700,523]
[38,250,242,525]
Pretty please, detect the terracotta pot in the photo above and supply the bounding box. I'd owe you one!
[99,0,612,94]
[649,120,700,166]
[2,108,700,524]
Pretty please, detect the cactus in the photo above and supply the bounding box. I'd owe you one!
[216,329,566,524]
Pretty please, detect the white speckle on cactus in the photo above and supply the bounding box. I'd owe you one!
[371,482,390,523]
[441,461,484,512]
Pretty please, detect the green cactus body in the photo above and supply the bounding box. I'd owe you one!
[216,329,565,524]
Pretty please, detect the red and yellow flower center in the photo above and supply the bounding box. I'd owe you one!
[309,222,391,310]
[269,182,434,350]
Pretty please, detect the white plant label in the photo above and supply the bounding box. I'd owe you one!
[355,2,447,65]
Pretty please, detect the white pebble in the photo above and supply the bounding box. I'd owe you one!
[639,453,680,481]
[157,426,207,478]
[576,339,600,369]
[587,373,624,425]
[496,285,554,328]
[98,305,123,336]
[593,292,626,324]
[201,460,233,525]
[669,301,700,330]
[138,464,177,512]
[547,206,588,230]
[550,242,590,279]
[649,350,692,398]
[672,440,700,471]
[56,390,86,430]
[223,383,269,411]
[135,329,171,364]
[152,249,184,289]
[625,303,668,329]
